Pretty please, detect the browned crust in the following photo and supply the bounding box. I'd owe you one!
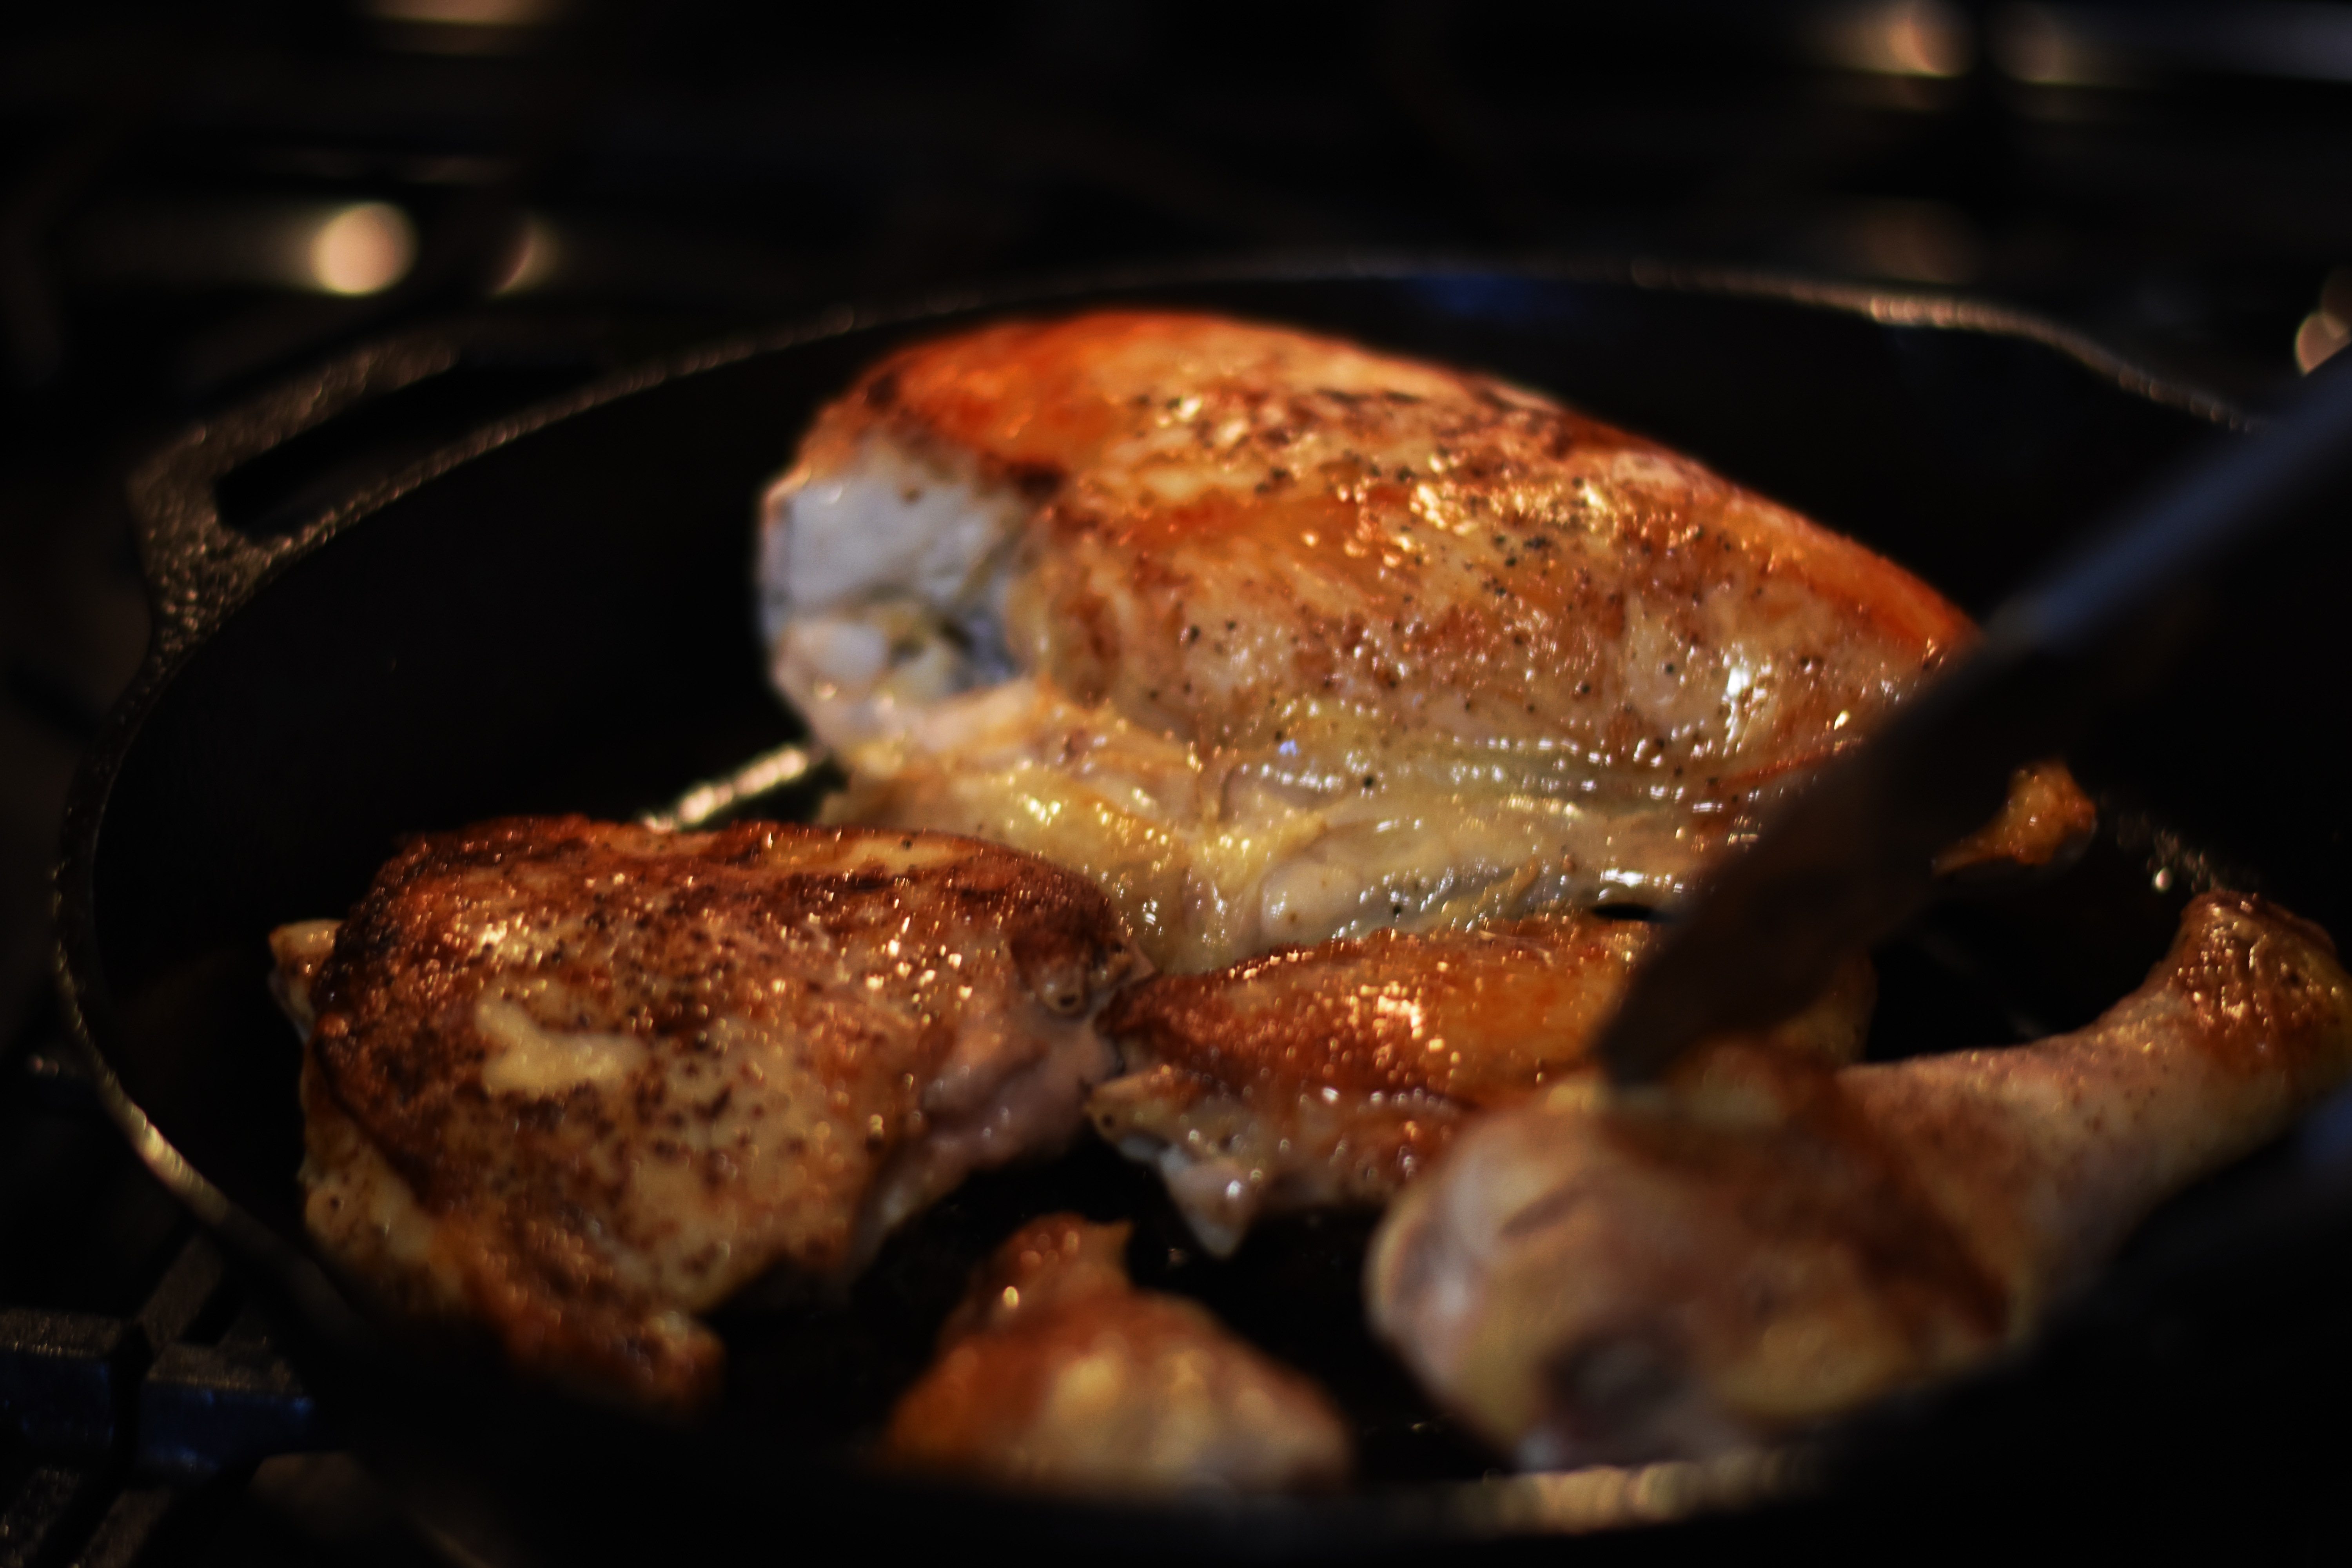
[2169,890,2346,1078]
[824,314,1973,752]
[792,308,2094,889]
[1090,916,1875,1230]
[1935,760,2100,874]
[299,1059,731,1406]
[1098,915,1652,1106]
[312,815,1130,1205]
[878,1213,1351,1492]
[295,815,1137,1409]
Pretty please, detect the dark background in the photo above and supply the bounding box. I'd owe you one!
[9,0,2352,1037]
[5,2,2352,1561]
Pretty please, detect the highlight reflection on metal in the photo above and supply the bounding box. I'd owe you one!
[1811,1,1975,78]
[366,0,564,24]
[2296,269,2352,375]
[365,0,566,53]
[75,200,418,296]
[640,743,828,832]
[1993,2,2352,88]
[308,203,418,296]
[1990,4,2130,86]
[1822,200,1985,286]
[494,214,561,296]
[1449,1444,1813,1535]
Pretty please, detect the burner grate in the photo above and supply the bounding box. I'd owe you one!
[0,1014,439,1568]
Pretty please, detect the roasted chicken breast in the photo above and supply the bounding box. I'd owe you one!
[758,310,2091,972]
[1089,914,1874,1254]
[879,1213,1350,1493]
[1366,892,2352,1469]
[270,816,1138,1409]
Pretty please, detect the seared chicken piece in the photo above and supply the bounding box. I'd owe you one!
[1090,915,1874,1254]
[879,1213,1350,1493]
[759,310,2091,972]
[271,816,1137,1409]
[1367,892,2352,1469]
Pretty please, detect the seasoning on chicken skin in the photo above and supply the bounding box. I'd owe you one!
[758,310,2092,973]
[271,816,1138,1409]
[1367,892,2352,1469]
[1089,913,1874,1254]
[879,1213,1350,1493]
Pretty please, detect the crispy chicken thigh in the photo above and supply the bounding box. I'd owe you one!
[1366,892,2352,1469]
[1089,915,1873,1254]
[270,817,1137,1409]
[758,310,2091,972]
[879,1214,1350,1493]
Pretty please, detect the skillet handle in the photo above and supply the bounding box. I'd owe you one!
[127,334,468,661]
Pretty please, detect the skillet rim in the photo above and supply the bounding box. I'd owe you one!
[47,252,2254,1548]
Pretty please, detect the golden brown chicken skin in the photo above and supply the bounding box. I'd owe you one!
[1089,914,1874,1254]
[879,1214,1350,1494]
[759,310,2090,972]
[1367,892,2352,1469]
[271,816,1138,1410]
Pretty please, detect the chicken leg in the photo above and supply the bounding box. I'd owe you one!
[1367,892,2352,1468]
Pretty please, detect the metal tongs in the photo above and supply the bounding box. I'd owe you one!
[1598,356,2352,1083]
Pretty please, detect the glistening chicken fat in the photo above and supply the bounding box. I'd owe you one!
[1089,914,1875,1255]
[758,310,2093,974]
[271,816,1138,1408]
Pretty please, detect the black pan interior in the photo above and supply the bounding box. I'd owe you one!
[69,268,2352,1557]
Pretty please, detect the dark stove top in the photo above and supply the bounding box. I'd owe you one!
[6,4,2352,1561]
[2,997,448,1568]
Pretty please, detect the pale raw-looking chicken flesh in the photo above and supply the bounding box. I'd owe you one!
[270,816,1138,1409]
[878,1213,1351,1493]
[757,310,2092,973]
[1366,891,2352,1470]
[1089,913,1874,1255]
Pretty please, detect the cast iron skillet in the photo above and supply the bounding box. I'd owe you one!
[54,261,2352,1562]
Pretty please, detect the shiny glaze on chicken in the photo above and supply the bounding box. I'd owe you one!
[879,1213,1350,1493]
[1367,892,2352,1469]
[1089,914,1873,1254]
[759,310,2091,972]
[272,816,1137,1409]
